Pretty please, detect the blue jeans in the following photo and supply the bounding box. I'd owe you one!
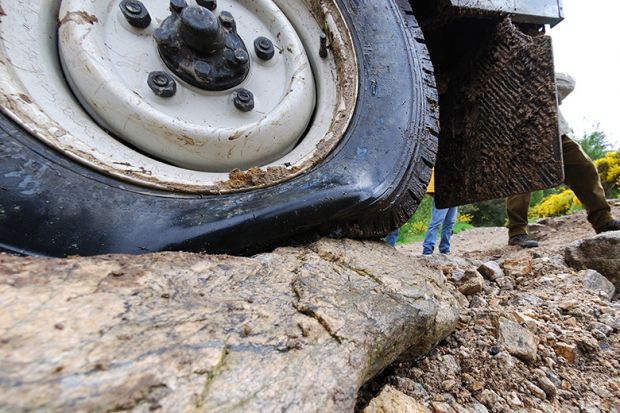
[422,199,458,254]
[384,229,399,246]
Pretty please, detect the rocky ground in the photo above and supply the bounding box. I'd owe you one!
[358,201,620,413]
[1,203,618,412]
[0,238,459,412]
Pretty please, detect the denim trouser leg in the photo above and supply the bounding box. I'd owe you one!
[439,207,458,253]
[384,229,399,246]
[422,200,449,254]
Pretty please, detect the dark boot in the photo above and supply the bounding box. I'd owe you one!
[508,234,539,248]
[597,219,620,234]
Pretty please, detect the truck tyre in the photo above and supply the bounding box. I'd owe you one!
[0,0,437,256]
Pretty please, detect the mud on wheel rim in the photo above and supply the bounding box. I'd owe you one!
[0,0,357,193]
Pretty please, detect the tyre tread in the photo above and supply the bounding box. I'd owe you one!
[335,1,439,240]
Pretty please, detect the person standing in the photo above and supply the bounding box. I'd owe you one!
[507,73,620,248]
[384,228,399,247]
[423,170,458,255]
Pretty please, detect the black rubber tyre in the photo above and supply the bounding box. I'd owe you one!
[0,0,438,257]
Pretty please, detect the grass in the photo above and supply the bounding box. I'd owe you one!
[394,196,474,245]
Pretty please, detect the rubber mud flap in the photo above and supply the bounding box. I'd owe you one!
[434,18,563,208]
[0,0,438,257]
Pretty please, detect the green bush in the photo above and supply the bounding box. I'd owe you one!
[397,196,433,244]
[457,199,507,227]
[396,196,473,245]
[530,188,582,218]
[577,130,610,161]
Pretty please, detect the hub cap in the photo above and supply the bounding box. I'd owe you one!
[59,0,316,172]
[154,5,251,91]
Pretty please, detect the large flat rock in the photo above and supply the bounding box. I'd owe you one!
[0,239,458,412]
[565,231,620,289]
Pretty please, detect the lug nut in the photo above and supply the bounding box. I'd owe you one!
[148,71,176,98]
[254,36,275,61]
[194,61,212,80]
[319,32,328,58]
[170,0,187,13]
[233,88,254,112]
[219,11,236,31]
[120,0,151,29]
[234,49,249,65]
[197,0,217,11]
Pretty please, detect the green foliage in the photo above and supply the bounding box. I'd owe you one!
[529,190,544,207]
[396,196,473,245]
[457,199,507,227]
[577,130,610,161]
[397,196,432,244]
[595,151,620,198]
[453,222,474,234]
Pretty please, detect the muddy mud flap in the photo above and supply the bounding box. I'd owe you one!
[434,18,563,208]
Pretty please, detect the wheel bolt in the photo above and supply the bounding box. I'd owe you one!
[194,61,212,80]
[319,32,328,58]
[234,49,249,65]
[148,71,176,98]
[197,0,217,11]
[254,36,275,61]
[119,0,151,29]
[233,88,254,112]
[219,11,236,31]
[170,0,187,13]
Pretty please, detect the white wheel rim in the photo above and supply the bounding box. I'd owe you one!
[59,0,315,172]
[0,0,358,192]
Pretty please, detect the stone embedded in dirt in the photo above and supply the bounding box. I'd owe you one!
[475,389,499,408]
[599,314,620,332]
[580,269,616,300]
[575,335,600,354]
[362,206,620,413]
[429,401,455,413]
[390,377,429,402]
[501,257,533,277]
[415,254,479,274]
[449,268,466,283]
[362,386,430,413]
[565,231,620,289]
[469,296,488,309]
[456,269,484,296]
[0,239,459,412]
[495,276,515,290]
[588,322,613,337]
[497,317,538,363]
[477,261,504,281]
[534,371,558,400]
[524,380,547,401]
[554,342,577,364]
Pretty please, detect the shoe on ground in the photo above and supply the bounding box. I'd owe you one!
[508,234,539,248]
[597,219,620,234]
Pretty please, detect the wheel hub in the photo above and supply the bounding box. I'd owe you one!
[57,0,317,172]
[154,4,250,91]
[0,0,358,192]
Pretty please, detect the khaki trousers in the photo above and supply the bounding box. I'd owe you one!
[506,135,612,237]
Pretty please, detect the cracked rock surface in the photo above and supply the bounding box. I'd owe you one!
[0,238,458,412]
[359,204,620,413]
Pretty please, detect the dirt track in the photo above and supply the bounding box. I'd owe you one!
[359,200,620,413]
[398,200,620,260]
